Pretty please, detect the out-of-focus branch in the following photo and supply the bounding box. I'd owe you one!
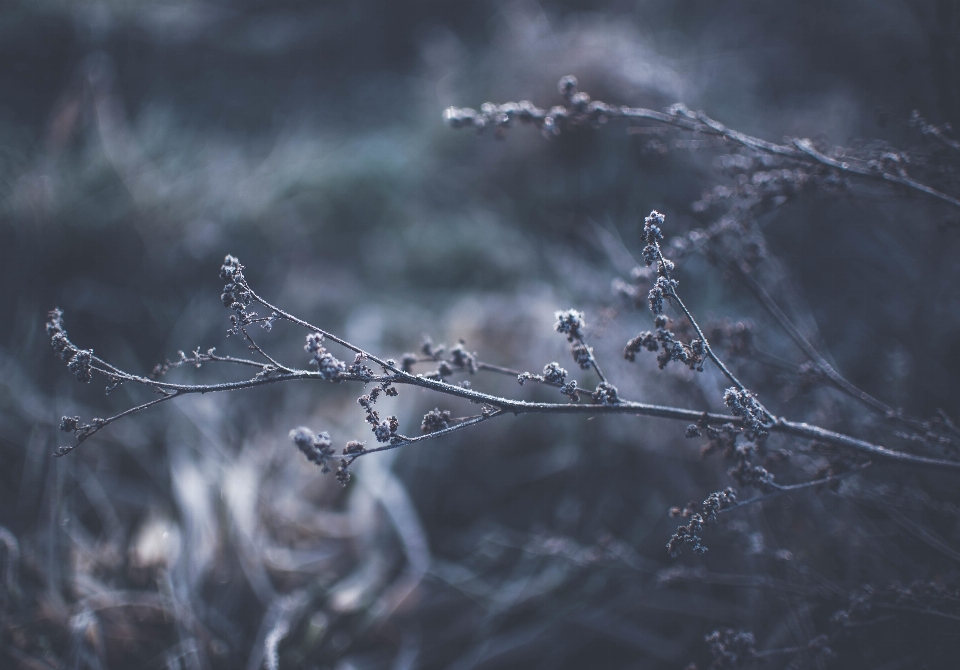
[444,76,960,210]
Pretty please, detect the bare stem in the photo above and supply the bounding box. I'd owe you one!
[718,463,873,515]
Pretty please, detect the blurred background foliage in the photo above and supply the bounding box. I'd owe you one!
[2,1,960,668]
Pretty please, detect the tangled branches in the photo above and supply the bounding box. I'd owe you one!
[48,210,960,579]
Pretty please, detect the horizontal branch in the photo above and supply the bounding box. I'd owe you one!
[78,350,960,471]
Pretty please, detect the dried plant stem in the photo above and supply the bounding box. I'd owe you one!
[718,463,873,517]
[53,311,960,472]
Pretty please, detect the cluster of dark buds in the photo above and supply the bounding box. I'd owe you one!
[398,337,479,380]
[516,311,612,405]
[667,487,737,557]
[518,362,568,387]
[290,428,336,473]
[47,309,93,384]
[290,428,354,485]
[624,213,709,372]
[591,381,619,405]
[555,309,585,339]
[358,385,401,443]
[555,309,594,370]
[723,387,769,437]
[220,255,257,335]
[701,487,738,522]
[690,410,778,492]
[421,408,452,434]
[57,414,107,456]
[305,333,346,380]
[553,309,614,401]
[727,442,776,491]
[449,342,478,374]
[641,211,678,317]
[559,380,580,402]
[624,315,706,371]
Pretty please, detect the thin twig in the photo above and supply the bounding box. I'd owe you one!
[240,326,293,374]
[732,263,893,415]
[719,463,872,516]
[574,332,608,384]
[346,410,504,464]
[652,229,776,423]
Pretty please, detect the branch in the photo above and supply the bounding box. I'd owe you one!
[444,76,960,211]
[47,300,960,472]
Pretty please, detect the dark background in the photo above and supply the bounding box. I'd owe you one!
[2,1,960,668]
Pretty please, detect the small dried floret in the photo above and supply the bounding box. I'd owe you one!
[421,336,443,359]
[667,487,737,557]
[46,308,65,336]
[702,487,737,522]
[591,382,619,405]
[647,285,664,315]
[450,343,477,373]
[685,424,702,438]
[51,332,69,356]
[220,254,242,281]
[667,513,706,557]
[571,342,592,369]
[559,380,580,402]
[305,333,324,356]
[343,440,365,455]
[728,457,775,490]
[373,421,393,443]
[642,244,658,267]
[290,427,336,473]
[68,349,93,383]
[542,362,567,384]
[438,361,453,378]
[555,309,585,340]
[316,352,346,380]
[643,210,665,244]
[723,387,768,436]
[421,408,452,434]
[688,339,706,371]
[335,461,352,486]
[624,332,657,361]
[60,416,80,433]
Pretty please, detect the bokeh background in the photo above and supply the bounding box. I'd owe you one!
[2,1,960,668]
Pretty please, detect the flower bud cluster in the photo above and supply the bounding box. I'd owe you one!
[304,333,346,380]
[421,408,452,434]
[220,255,256,335]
